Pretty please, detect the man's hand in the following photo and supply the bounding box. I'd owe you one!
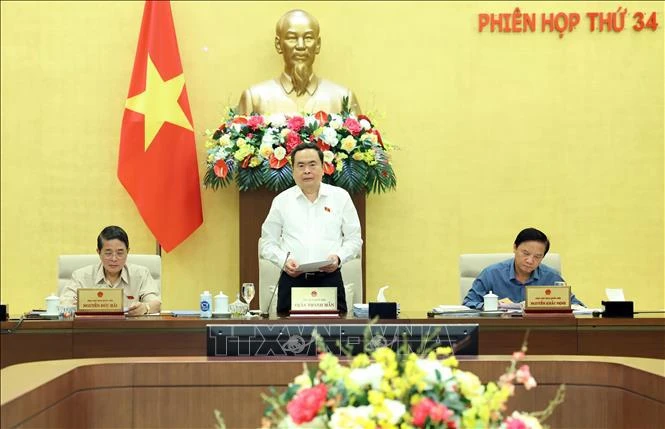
[319,255,340,273]
[284,258,302,278]
[127,301,148,317]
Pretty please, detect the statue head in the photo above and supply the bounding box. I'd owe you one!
[274,10,321,96]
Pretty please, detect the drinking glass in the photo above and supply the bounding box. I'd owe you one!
[241,283,255,317]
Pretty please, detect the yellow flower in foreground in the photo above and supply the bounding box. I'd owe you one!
[340,135,357,152]
[352,152,364,161]
[456,370,483,399]
[291,368,312,392]
[233,144,254,161]
[259,143,274,158]
[351,353,370,368]
[236,137,247,147]
[248,156,261,168]
[218,134,232,147]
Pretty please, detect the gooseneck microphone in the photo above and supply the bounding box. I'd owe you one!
[261,251,290,318]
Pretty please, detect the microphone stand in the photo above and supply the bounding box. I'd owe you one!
[261,251,290,319]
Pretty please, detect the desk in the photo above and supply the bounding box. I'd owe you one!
[2,314,664,368]
[2,356,663,428]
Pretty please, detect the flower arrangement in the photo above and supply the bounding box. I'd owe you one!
[203,98,396,194]
[245,336,565,429]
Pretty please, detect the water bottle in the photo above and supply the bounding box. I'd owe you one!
[200,291,212,318]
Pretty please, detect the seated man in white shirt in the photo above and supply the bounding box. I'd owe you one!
[60,225,161,316]
[260,143,362,315]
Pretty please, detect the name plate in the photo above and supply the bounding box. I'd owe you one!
[76,288,123,314]
[525,286,571,310]
[291,286,337,312]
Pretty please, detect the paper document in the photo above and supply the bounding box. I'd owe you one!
[297,260,331,273]
[605,288,625,301]
[432,305,478,315]
[572,304,601,315]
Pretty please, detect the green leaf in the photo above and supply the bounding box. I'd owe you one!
[236,163,265,191]
[262,163,295,192]
[333,158,368,194]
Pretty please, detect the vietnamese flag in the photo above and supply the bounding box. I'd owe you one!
[119,1,203,252]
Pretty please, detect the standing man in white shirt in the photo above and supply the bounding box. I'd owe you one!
[260,142,362,314]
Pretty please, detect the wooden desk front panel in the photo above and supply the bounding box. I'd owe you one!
[2,358,663,429]
[2,316,664,369]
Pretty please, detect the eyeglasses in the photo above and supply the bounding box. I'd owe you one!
[101,250,127,259]
[518,249,543,261]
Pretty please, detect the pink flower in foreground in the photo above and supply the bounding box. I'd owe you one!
[286,132,302,153]
[516,365,537,390]
[287,116,305,132]
[343,118,362,135]
[512,351,525,361]
[505,416,528,429]
[248,115,264,130]
[286,384,327,424]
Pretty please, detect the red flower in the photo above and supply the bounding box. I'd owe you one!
[357,114,372,126]
[286,384,327,425]
[323,162,335,176]
[213,159,228,178]
[316,139,331,152]
[217,123,226,132]
[287,116,305,132]
[372,128,384,147]
[269,154,288,169]
[411,398,434,427]
[314,111,328,126]
[232,116,248,125]
[286,131,302,153]
[343,118,361,136]
[411,398,453,428]
[248,115,264,130]
[241,155,252,169]
[429,402,453,423]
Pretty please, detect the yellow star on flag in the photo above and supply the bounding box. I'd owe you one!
[125,55,193,151]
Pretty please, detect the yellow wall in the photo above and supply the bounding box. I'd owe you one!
[1,1,663,314]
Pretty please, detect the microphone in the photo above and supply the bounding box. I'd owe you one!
[261,251,290,318]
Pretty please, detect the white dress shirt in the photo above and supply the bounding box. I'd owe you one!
[260,183,362,269]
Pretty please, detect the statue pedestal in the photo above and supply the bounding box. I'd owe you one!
[239,189,366,309]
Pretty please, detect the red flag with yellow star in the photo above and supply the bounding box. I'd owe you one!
[119,1,203,252]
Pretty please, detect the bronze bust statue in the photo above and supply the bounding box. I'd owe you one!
[237,9,361,115]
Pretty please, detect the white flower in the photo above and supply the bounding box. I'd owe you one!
[321,127,339,147]
[231,122,245,133]
[330,406,372,429]
[323,150,334,163]
[273,146,286,161]
[359,119,371,130]
[415,358,453,388]
[267,113,287,127]
[377,399,406,424]
[348,363,383,389]
[329,114,343,130]
[304,115,318,128]
[262,130,278,146]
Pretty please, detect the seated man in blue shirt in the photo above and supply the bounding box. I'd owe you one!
[463,228,584,309]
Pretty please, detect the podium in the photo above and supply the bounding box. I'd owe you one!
[239,189,366,309]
